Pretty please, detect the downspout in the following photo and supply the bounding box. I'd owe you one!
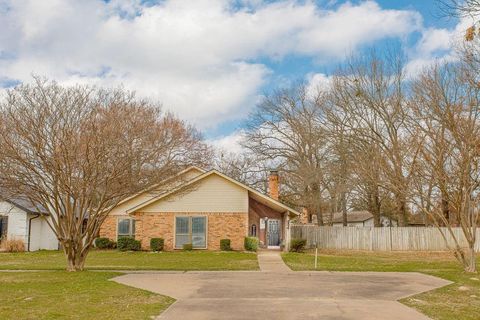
[27,214,40,252]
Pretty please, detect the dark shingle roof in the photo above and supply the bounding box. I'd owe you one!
[330,210,374,223]
[4,197,48,214]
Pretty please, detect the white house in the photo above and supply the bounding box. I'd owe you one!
[330,210,398,227]
[0,198,58,251]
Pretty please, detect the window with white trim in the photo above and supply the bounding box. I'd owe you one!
[175,216,206,249]
[117,218,135,240]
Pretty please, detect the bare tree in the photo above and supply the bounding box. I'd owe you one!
[350,141,386,226]
[437,0,480,18]
[323,110,354,226]
[0,78,211,271]
[214,150,270,192]
[243,84,329,225]
[410,61,479,273]
[330,50,417,226]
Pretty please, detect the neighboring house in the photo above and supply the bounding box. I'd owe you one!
[330,211,398,227]
[100,167,300,251]
[302,210,398,227]
[0,197,59,251]
[408,213,434,227]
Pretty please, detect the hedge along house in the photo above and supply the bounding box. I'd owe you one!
[99,167,300,251]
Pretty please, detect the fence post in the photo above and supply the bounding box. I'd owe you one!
[389,225,393,251]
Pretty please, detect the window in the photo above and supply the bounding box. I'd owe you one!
[175,216,206,249]
[250,224,257,237]
[0,216,7,239]
[117,218,135,239]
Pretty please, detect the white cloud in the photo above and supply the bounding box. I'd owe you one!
[0,0,423,129]
[404,17,472,78]
[306,72,332,96]
[207,130,245,154]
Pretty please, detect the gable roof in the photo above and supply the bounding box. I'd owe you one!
[331,211,373,223]
[112,166,205,209]
[327,210,397,223]
[4,197,48,215]
[126,169,301,216]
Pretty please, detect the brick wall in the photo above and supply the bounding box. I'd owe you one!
[248,198,284,247]
[206,212,248,250]
[99,215,117,240]
[99,212,248,251]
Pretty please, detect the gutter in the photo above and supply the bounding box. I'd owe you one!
[27,214,40,252]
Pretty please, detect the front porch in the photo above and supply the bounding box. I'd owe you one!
[247,194,294,250]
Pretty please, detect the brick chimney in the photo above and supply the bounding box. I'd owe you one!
[268,170,279,200]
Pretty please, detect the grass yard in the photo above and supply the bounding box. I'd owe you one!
[0,271,173,320]
[0,250,258,271]
[283,250,480,320]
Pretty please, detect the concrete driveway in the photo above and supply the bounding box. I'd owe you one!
[113,269,450,320]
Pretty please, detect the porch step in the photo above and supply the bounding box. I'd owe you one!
[257,250,291,273]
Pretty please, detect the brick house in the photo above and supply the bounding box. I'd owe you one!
[99,167,299,251]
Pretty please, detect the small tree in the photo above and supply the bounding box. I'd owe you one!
[0,78,210,271]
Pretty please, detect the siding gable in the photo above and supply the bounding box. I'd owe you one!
[140,174,249,213]
[109,167,204,215]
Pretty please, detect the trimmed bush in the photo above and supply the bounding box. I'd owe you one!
[117,237,141,251]
[289,239,307,252]
[95,237,115,249]
[183,243,193,251]
[150,238,164,252]
[220,239,231,251]
[244,237,258,252]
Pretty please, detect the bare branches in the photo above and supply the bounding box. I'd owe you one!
[0,78,210,271]
[243,84,330,225]
[409,57,480,272]
[437,0,480,19]
[330,50,414,226]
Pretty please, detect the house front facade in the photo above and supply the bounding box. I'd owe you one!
[99,167,299,251]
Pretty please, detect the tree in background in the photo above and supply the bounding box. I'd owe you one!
[323,108,354,226]
[0,78,211,271]
[410,60,480,273]
[437,0,480,19]
[330,50,417,226]
[214,151,270,192]
[243,84,330,225]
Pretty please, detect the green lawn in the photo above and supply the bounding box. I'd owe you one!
[0,250,257,319]
[0,250,259,271]
[0,271,173,320]
[283,250,480,320]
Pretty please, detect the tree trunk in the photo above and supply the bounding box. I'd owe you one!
[441,195,450,226]
[341,192,347,226]
[396,195,408,227]
[63,242,88,272]
[465,245,477,273]
[316,211,324,226]
[368,185,381,227]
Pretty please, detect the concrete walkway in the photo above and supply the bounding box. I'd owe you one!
[257,250,291,272]
[113,257,452,320]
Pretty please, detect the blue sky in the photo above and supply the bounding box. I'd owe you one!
[0,0,465,145]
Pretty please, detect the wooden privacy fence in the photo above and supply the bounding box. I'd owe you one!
[290,225,480,252]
